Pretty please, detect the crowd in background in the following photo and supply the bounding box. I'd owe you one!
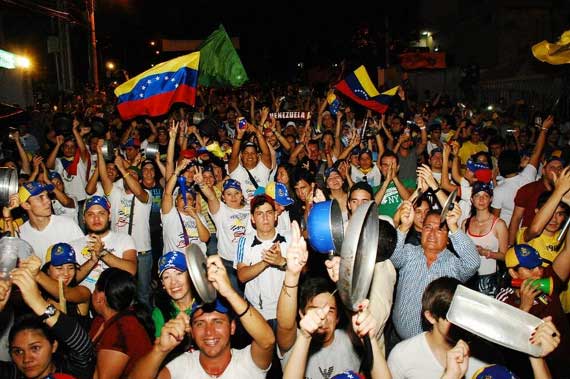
[0,78,569,379]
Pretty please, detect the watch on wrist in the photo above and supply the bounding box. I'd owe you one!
[280,259,287,270]
[99,249,109,258]
[39,304,57,322]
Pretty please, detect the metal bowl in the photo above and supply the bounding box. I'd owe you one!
[144,143,160,160]
[338,201,379,311]
[0,237,34,279]
[185,244,217,303]
[307,200,344,254]
[100,141,115,163]
[0,168,18,206]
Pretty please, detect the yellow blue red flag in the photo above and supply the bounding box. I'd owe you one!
[114,52,200,120]
[335,66,398,114]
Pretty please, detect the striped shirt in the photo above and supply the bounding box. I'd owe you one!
[390,229,480,340]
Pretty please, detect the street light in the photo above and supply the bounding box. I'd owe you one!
[155,50,160,55]
[150,41,156,46]
[106,61,115,70]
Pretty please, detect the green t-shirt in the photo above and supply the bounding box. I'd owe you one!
[376,178,416,218]
[152,300,194,338]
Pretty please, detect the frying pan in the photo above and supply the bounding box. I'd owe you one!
[307,200,344,255]
[337,200,379,373]
[440,188,457,223]
[185,244,217,303]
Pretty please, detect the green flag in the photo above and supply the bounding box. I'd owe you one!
[198,25,248,87]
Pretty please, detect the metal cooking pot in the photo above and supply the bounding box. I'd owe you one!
[0,168,18,206]
[337,200,379,311]
[192,112,205,126]
[440,188,458,222]
[0,237,34,279]
[307,200,344,254]
[144,143,160,160]
[100,141,115,163]
[185,244,216,303]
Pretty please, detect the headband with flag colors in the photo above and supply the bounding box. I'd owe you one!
[114,52,199,120]
[335,65,398,114]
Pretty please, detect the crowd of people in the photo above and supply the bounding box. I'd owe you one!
[0,80,570,379]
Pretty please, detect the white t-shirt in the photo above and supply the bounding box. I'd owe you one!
[71,231,136,292]
[161,208,208,254]
[388,332,488,379]
[93,178,124,197]
[209,202,252,261]
[229,162,271,203]
[19,215,84,263]
[281,329,360,379]
[235,232,289,320]
[491,164,537,226]
[351,165,382,187]
[108,185,152,252]
[277,210,292,235]
[51,197,78,224]
[55,157,88,201]
[166,345,268,379]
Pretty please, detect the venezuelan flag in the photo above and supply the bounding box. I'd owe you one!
[114,52,200,120]
[335,66,398,114]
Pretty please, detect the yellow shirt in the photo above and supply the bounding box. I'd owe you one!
[516,227,570,312]
[458,141,488,166]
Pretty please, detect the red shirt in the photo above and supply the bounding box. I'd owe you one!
[90,312,153,378]
[514,180,547,227]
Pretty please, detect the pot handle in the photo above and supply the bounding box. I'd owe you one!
[359,335,373,374]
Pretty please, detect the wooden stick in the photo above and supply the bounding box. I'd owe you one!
[58,277,67,314]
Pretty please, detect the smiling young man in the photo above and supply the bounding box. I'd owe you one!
[17,182,84,263]
[128,255,275,379]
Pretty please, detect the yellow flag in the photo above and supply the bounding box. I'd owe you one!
[532,30,570,65]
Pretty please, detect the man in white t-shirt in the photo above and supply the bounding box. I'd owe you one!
[388,277,488,379]
[97,143,153,309]
[46,128,90,221]
[129,255,275,379]
[228,119,272,203]
[17,181,84,263]
[73,196,137,292]
[161,161,210,253]
[491,120,548,226]
[236,195,289,324]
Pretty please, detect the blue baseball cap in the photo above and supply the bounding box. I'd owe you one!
[158,251,187,277]
[265,181,294,206]
[122,137,140,148]
[472,364,519,379]
[45,243,78,266]
[332,371,364,379]
[222,178,242,193]
[84,196,110,213]
[18,181,54,203]
[48,171,62,182]
[190,298,230,319]
[505,244,543,269]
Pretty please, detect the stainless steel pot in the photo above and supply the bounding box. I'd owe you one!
[0,237,34,279]
[144,143,160,160]
[185,244,217,303]
[0,168,18,206]
[100,141,115,163]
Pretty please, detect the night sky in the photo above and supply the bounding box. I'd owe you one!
[1,0,420,86]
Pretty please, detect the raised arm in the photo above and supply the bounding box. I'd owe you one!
[165,120,178,181]
[414,115,428,155]
[276,222,307,354]
[11,130,31,174]
[115,154,149,203]
[72,119,89,162]
[528,115,553,170]
[161,159,190,215]
[522,167,570,242]
[228,119,247,174]
[208,255,275,370]
[252,117,272,169]
[194,166,221,215]
[96,141,113,195]
[46,135,64,169]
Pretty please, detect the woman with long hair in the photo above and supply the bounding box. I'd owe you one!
[89,268,154,379]
[462,182,508,296]
[151,251,194,365]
